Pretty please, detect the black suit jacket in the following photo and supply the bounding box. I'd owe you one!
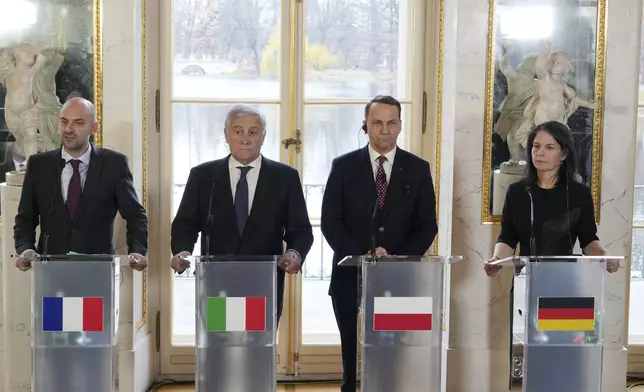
[321,146,438,297]
[170,155,314,312]
[14,146,148,255]
[0,148,15,184]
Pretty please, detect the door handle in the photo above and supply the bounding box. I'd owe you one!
[281,129,302,153]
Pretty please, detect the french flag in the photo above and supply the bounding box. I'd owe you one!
[42,297,104,332]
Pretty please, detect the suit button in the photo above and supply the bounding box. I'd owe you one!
[71,229,76,234]
[379,227,385,233]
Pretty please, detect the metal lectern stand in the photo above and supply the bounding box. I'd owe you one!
[493,255,624,392]
[192,255,279,392]
[339,255,462,392]
[31,254,121,392]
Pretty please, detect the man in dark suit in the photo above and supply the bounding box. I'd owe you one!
[170,105,314,322]
[321,95,438,392]
[0,142,22,183]
[14,97,148,270]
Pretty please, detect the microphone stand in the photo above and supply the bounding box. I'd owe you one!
[369,200,379,263]
[526,186,536,260]
[204,180,216,263]
[42,159,66,260]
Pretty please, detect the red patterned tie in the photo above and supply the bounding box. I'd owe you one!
[376,156,388,210]
[67,159,82,218]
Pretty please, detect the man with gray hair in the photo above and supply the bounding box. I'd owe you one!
[170,104,313,322]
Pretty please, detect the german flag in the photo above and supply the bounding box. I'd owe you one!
[536,297,595,331]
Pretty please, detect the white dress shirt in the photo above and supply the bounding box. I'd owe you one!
[368,144,396,183]
[228,154,262,214]
[61,146,92,202]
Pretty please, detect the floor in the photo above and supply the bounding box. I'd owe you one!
[156,383,644,391]
[156,386,345,391]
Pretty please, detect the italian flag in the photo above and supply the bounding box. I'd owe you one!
[373,296,433,331]
[206,296,266,332]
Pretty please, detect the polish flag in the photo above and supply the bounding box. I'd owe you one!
[373,296,433,331]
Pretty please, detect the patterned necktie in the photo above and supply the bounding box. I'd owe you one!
[67,159,82,218]
[234,166,252,235]
[375,156,388,210]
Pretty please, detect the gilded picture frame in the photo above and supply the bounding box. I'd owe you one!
[137,0,148,332]
[481,0,606,223]
[0,0,102,167]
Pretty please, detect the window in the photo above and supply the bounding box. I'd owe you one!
[159,0,427,376]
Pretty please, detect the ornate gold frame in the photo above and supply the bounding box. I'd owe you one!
[135,0,148,332]
[432,0,444,254]
[0,0,102,228]
[94,0,103,146]
[480,0,606,223]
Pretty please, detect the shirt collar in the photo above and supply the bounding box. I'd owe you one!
[368,144,396,163]
[62,144,92,166]
[229,154,262,170]
[14,158,25,170]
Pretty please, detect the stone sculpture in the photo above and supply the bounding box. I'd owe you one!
[491,39,596,215]
[0,43,64,164]
[495,39,596,162]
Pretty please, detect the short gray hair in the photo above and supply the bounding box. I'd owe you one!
[224,105,267,134]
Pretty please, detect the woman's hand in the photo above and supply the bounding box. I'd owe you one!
[484,257,502,277]
[605,259,619,273]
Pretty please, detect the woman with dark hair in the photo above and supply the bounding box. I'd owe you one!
[483,120,618,391]
[484,120,617,269]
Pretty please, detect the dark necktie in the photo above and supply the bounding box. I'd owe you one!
[375,156,388,210]
[234,166,252,235]
[67,159,82,218]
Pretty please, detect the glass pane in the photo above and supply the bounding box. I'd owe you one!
[171,103,281,345]
[629,228,644,343]
[513,275,526,343]
[633,109,644,222]
[640,9,644,89]
[301,227,338,344]
[303,0,412,100]
[172,0,281,100]
[300,103,410,345]
[302,103,409,217]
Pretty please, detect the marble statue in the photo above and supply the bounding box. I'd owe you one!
[491,39,596,215]
[0,43,64,163]
[33,48,65,151]
[495,40,596,162]
[494,41,538,160]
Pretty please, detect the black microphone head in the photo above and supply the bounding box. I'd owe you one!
[60,159,66,168]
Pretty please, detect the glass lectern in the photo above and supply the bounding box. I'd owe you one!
[339,254,462,392]
[189,255,280,392]
[31,254,122,392]
[491,255,624,392]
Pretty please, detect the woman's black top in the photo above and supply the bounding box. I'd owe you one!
[498,179,599,256]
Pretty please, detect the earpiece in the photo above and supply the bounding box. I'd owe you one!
[362,123,367,134]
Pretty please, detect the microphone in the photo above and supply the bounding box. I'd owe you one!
[370,199,379,262]
[42,159,66,257]
[526,185,536,257]
[204,179,216,261]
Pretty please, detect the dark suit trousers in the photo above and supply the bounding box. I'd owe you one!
[332,291,358,392]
